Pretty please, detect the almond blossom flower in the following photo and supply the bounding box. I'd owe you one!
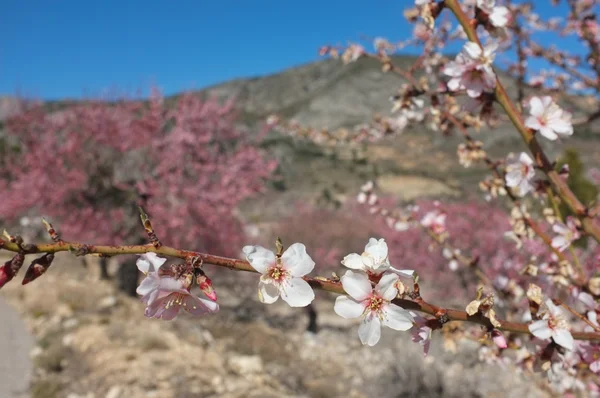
[551,217,580,252]
[524,96,573,140]
[243,243,315,307]
[341,238,414,277]
[334,271,414,346]
[421,210,447,234]
[505,152,535,197]
[136,253,219,320]
[444,42,497,98]
[477,0,510,28]
[410,312,433,356]
[528,299,574,350]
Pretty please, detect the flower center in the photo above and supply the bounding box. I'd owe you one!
[164,293,186,309]
[366,295,385,313]
[267,265,289,282]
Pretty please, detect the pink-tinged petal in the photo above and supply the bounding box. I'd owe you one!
[447,77,463,91]
[492,329,508,348]
[340,271,372,301]
[258,280,280,304]
[552,223,570,235]
[528,97,544,117]
[551,236,568,252]
[136,253,167,274]
[382,304,414,331]
[388,267,415,278]
[490,7,510,27]
[552,329,574,350]
[591,360,600,373]
[136,274,159,297]
[524,116,542,130]
[518,152,533,165]
[334,296,366,319]
[281,243,315,277]
[375,272,399,300]
[529,320,552,340]
[158,302,182,321]
[538,126,558,141]
[579,292,597,309]
[342,253,365,270]
[243,245,276,274]
[358,313,382,346]
[183,294,219,315]
[504,169,521,187]
[463,42,482,59]
[280,277,314,307]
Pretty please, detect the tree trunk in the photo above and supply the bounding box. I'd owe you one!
[99,257,111,280]
[117,258,139,297]
[305,303,318,334]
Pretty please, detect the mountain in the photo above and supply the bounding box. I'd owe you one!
[3,55,600,218]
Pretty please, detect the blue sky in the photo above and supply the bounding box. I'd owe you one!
[1,1,413,100]
[0,1,584,100]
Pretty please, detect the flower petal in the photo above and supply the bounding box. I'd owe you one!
[529,96,544,117]
[375,272,399,300]
[463,42,482,59]
[280,277,315,307]
[136,274,159,297]
[334,296,366,319]
[552,328,574,350]
[341,253,364,270]
[364,238,388,265]
[258,280,280,304]
[528,320,552,340]
[136,253,167,274]
[281,243,315,277]
[358,314,382,346]
[184,294,219,316]
[382,304,414,331]
[340,270,372,301]
[243,245,276,274]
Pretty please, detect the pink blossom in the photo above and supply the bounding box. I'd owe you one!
[243,243,315,307]
[136,253,219,320]
[551,217,580,252]
[334,271,414,346]
[528,299,574,350]
[444,42,497,98]
[410,312,433,355]
[505,152,535,197]
[525,96,573,140]
[421,209,447,234]
[491,329,508,349]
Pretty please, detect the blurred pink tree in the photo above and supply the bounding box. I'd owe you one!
[0,92,276,270]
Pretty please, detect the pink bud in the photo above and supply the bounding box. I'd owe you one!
[197,274,217,302]
[0,253,25,289]
[22,253,54,285]
[492,329,507,349]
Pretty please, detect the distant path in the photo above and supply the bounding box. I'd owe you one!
[0,297,32,398]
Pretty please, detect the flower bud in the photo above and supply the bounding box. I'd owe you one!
[22,253,55,285]
[0,253,25,289]
[196,273,217,301]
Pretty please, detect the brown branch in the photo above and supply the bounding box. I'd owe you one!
[2,238,600,341]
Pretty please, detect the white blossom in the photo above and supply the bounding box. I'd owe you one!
[334,271,414,346]
[477,0,510,28]
[342,238,414,277]
[243,243,315,307]
[525,96,573,140]
[444,42,497,98]
[505,152,535,197]
[551,218,580,252]
[421,210,447,234]
[528,299,574,350]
